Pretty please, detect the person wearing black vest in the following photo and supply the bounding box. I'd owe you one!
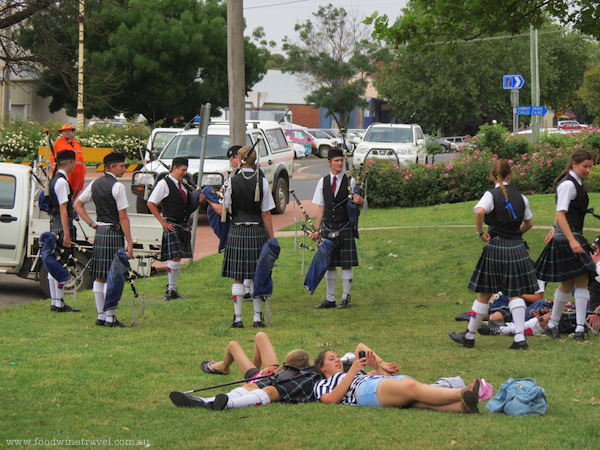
[47,149,80,313]
[221,146,275,328]
[450,160,538,350]
[74,152,133,328]
[536,149,595,340]
[311,149,364,310]
[147,157,193,301]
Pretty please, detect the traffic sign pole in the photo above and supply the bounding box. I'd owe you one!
[511,90,519,134]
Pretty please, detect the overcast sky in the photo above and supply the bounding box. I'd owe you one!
[243,0,408,54]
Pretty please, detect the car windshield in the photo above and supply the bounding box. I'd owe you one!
[320,130,336,138]
[152,132,178,151]
[364,128,413,144]
[160,134,232,160]
[308,130,330,139]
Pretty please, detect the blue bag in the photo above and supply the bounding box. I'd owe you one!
[486,378,548,416]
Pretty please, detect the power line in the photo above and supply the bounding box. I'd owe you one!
[244,0,309,10]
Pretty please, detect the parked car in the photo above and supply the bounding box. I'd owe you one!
[558,121,589,133]
[304,129,339,158]
[293,142,306,159]
[284,129,315,157]
[437,138,457,153]
[353,123,426,166]
[323,129,356,155]
[445,136,467,149]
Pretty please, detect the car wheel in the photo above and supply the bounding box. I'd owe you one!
[272,177,288,214]
[319,145,331,158]
[136,196,151,214]
[39,250,93,297]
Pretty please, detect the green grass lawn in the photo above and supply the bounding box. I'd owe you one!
[2,196,600,449]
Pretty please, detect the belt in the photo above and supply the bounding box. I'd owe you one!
[232,223,262,228]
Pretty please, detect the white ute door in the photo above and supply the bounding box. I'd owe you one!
[0,168,28,266]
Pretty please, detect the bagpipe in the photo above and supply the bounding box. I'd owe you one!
[342,144,370,239]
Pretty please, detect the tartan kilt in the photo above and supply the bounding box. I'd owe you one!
[222,225,269,280]
[535,228,594,282]
[323,222,358,268]
[50,217,76,242]
[254,371,319,404]
[160,224,192,261]
[90,225,125,279]
[468,237,538,297]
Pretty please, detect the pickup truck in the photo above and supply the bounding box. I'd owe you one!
[0,162,163,297]
[131,120,294,214]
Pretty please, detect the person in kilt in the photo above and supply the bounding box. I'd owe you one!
[311,148,364,310]
[449,160,538,350]
[221,146,275,328]
[147,157,193,301]
[47,149,80,313]
[74,152,133,328]
[535,149,595,341]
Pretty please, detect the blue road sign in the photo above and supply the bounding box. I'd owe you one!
[503,74,525,90]
[516,106,548,116]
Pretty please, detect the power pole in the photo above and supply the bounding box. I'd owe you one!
[77,0,85,129]
[530,25,540,137]
[227,0,245,146]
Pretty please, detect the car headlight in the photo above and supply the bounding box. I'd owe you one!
[397,149,412,155]
[133,172,156,186]
[201,173,224,187]
[356,145,369,154]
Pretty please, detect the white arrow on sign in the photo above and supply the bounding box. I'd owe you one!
[248,91,268,108]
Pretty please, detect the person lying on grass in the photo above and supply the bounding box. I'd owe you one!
[170,332,318,410]
[314,343,480,413]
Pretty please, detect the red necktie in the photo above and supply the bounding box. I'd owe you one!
[331,175,337,196]
[178,181,187,202]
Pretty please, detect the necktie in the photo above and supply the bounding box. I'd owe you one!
[178,182,187,202]
[331,175,337,196]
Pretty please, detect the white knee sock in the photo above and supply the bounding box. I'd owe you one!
[341,269,353,299]
[105,309,115,323]
[243,279,253,296]
[227,388,270,409]
[167,260,181,290]
[232,283,244,322]
[93,281,106,320]
[56,280,65,307]
[509,298,526,342]
[325,270,337,302]
[467,300,489,339]
[252,297,262,322]
[229,387,251,399]
[549,287,570,328]
[48,274,56,303]
[574,288,590,333]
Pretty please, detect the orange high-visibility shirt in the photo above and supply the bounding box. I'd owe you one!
[50,137,87,198]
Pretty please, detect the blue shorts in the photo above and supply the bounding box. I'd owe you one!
[356,375,409,407]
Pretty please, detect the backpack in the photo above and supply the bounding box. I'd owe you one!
[486,378,548,416]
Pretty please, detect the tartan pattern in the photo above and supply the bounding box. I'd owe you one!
[90,225,125,279]
[468,237,538,297]
[254,370,319,404]
[50,217,76,242]
[222,225,269,280]
[535,228,595,282]
[160,223,192,261]
[323,222,358,268]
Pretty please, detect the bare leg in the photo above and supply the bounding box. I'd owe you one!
[410,401,463,412]
[252,332,279,369]
[377,378,464,408]
[209,341,254,376]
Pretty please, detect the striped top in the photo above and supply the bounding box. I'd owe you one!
[314,372,378,405]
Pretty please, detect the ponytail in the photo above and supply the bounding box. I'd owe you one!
[554,149,593,187]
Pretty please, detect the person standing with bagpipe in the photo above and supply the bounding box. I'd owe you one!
[47,149,80,313]
[50,124,86,198]
[311,149,364,310]
[535,149,595,340]
[74,152,133,328]
[221,146,275,328]
[147,157,193,301]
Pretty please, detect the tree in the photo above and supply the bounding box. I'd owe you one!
[580,61,600,122]
[282,4,390,129]
[20,0,269,125]
[374,28,593,136]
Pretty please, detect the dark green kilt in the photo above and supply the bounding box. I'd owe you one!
[90,225,125,279]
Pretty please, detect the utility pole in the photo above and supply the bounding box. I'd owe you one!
[227,0,245,146]
[77,0,85,129]
[530,25,540,137]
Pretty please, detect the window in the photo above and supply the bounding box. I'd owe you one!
[0,175,16,209]
[252,133,269,158]
[265,129,289,153]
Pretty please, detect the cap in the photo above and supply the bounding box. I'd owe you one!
[227,145,243,159]
[328,148,344,160]
[56,150,76,162]
[172,157,189,167]
[103,152,126,165]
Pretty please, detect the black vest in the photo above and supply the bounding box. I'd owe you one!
[588,274,600,311]
[161,177,189,223]
[48,171,73,219]
[484,185,526,239]
[231,171,264,223]
[323,174,349,225]
[92,174,120,224]
[558,174,588,232]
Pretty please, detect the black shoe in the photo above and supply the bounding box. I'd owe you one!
[253,312,266,328]
[508,340,529,350]
[169,391,206,408]
[50,305,64,312]
[313,299,336,309]
[573,330,586,341]
[62,302,80,312]
[338,295,351,309]
[104,317,131,328]
[208,393,228,411]
[230,316,244,328]
[243,292,252,302]
[449,331,475,348]
[478,324,501,336]
[455,312,472,322]
[169,288,185,299]
[95,319,106,326]
[543,326,560,340]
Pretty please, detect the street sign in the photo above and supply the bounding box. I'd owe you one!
[503,74,525,90]
[516,106,548,116]
[248,91,268,108]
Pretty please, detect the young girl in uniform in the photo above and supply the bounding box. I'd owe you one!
[449,159,538,349]
[535,149,595,340]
